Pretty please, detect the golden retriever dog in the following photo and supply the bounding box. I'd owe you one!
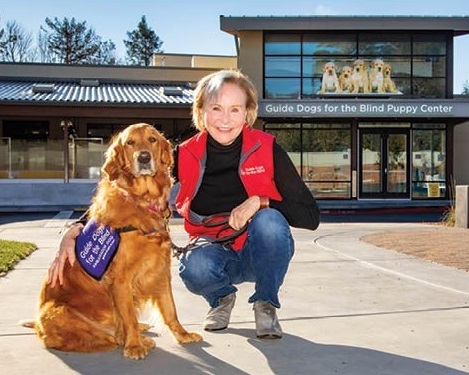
[383,63,398,93]
[338,65,353,92]
[26,123,202,359]
[319,62,342,93]
[351,59,370,93]
[369,59,385,93]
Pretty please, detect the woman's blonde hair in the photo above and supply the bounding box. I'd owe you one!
[192,69,258,132]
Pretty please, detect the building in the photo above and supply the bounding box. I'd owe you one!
[0,56,234,210]
[221,15,469,206]
[1,16,469,211]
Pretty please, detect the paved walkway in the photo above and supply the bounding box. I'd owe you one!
[0,213,468,374]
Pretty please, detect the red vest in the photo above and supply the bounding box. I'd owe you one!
[175,126,282,250]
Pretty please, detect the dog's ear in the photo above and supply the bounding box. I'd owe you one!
[159,138,174,169]
[102,133,127,181]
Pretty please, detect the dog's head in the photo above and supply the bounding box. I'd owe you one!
[383,63,393,78]
[323,62,337,76]
[102,123,173,182]
[353,59,366,73]
[370,59,385,73]
[339,66,352,80]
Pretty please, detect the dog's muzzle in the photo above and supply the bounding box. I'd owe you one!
[135,150,155,175]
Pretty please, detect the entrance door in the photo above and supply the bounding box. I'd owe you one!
[359,129,410,199]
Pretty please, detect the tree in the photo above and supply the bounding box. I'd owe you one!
[462,80,469,96]
[0,21,34,62]
[87,40,118,65]
[37,28,54,63]
[42,17,104,64]
[124,16,163,66]
[0,17,6,56]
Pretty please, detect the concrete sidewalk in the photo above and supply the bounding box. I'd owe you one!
[0,214,468,374]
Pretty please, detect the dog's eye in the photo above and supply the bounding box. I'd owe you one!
[126,139,135,146]
[148,137,157,143]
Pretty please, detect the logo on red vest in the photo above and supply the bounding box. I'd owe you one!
[240,165,266,175]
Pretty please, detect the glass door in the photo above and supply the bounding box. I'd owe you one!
[359,129,410,199]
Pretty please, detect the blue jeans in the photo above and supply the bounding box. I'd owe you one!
[178,208,294,309]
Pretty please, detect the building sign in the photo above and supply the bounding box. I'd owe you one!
[427,183,441,198]
[258,99,469,118]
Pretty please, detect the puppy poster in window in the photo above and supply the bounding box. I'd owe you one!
[318,60,401,95]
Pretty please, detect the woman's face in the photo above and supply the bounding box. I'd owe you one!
[202,83,247,146]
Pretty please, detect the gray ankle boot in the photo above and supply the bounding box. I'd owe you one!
[253,301,283,339]
[203,293,236,331]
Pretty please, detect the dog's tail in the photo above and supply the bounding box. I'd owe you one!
[20,320,36,329]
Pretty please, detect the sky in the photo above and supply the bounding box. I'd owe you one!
[1,0,469,92]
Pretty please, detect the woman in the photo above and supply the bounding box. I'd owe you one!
[49,69,320,339]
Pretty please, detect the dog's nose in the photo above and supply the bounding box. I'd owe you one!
[138,151,151,164]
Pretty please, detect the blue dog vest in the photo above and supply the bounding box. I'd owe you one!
[75,219,120,280]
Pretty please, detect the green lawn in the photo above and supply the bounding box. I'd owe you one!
[0,239,37,276]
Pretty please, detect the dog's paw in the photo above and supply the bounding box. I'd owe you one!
[176,331,203,344]
[123,336,156,359]
[123,343,151,360]
[142,335,156,350]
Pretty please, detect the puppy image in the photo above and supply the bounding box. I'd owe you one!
[25,123,202,359]
[383,63,398,93]
[369,59,385,93]
[338,65,353,93]
[319,62,342,93]
[351,59,370,93]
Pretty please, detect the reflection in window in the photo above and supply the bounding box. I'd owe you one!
[413,78,446,97]
[303,57,354,77]
[364,56,411,77]
[302,78,322,98]
[265,56,301,77]
[87,123,128,142]
[413,57,446,77]
[265,78,301,99]
[361,133,382,194]
[304,124,352,198]
[264,32,448,98]
[265,34,301,55]
[413,35,446,55]
[392,78,411,95]
[303,34,356,55]
[358,33,411,55]
[71,138,104,179]
[2,121,64,179]
[265,123,352,199]
[412,125,446,198]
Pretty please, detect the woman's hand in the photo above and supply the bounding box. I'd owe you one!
[47,223,83,287]
[229,196,263,230]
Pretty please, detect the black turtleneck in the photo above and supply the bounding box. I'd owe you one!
[173,132,320,231]
[191,133,248,216]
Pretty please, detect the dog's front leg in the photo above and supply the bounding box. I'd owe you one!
[110,281,155,359]
[154,284,203,344]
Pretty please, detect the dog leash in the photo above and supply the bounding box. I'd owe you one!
[171,212,248,258]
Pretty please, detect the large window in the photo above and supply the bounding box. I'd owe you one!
[264,32,448,99]
[87,123,129,143]
[265,123,352,199]
[412,124,446,198]
[2,121,64,179]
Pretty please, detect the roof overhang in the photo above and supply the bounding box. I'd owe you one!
[220,16,469,36]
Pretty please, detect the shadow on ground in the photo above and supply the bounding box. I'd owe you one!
[49,329,465,375]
